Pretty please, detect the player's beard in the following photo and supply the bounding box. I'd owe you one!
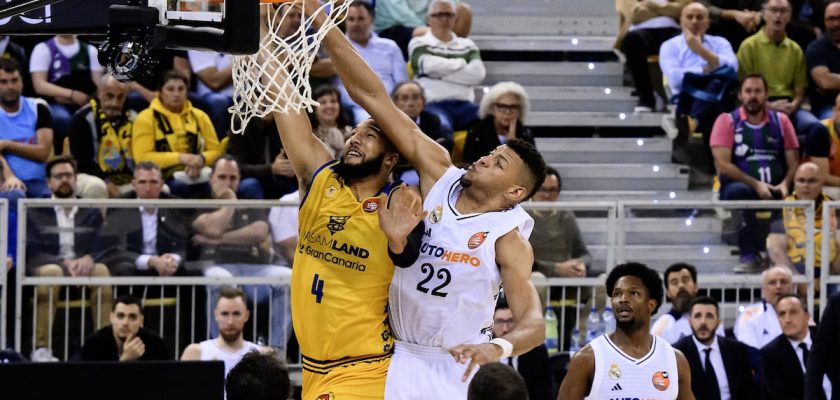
[334,153,385,183]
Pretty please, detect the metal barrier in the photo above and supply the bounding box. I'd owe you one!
[15,199,293,361]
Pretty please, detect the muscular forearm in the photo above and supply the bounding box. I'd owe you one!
[192,208,235,238]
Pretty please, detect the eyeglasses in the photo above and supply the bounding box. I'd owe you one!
[494,103,521,113]
[429,12,456,19]
[50,172,75,180]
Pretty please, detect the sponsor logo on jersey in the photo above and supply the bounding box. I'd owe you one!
[429,205,443,224]
[609,363,622,380]
[325,186,337,198]
[362,198,379,213]
[651,371,670,391]
[467,231,488,249]
[327,216,350,235]
[419,242,482,267]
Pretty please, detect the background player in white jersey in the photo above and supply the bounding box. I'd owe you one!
[301,1,547,397]
[181,287,270,377]
[558,262,695,400]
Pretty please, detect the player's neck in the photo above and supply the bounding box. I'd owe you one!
[610,327,654,358]
[216,335,245,351]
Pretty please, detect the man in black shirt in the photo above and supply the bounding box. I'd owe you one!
[80,294,169,361]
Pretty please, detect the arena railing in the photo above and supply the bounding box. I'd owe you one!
[14,198,292,362]
[618,200,816,322]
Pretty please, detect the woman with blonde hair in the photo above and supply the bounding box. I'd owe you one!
[462,81,535,164]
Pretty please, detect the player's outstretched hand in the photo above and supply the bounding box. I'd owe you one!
[378,183,425,252]
[448,343,504,382]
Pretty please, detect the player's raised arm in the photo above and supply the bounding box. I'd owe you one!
[301,0,450,191]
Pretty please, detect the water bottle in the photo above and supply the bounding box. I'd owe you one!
[585,306,602,343]
[544,306,559,353]
[569,327,581,355]
[602,307,616,334]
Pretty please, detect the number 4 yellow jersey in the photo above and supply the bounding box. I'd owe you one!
[293,161,397,374]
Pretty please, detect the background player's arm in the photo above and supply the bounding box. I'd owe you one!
[556,345,595,400]
[496,229,545,354]
[675,349,696,400]
[305,0,450,195]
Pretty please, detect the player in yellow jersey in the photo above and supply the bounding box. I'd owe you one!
[270,27,425,400]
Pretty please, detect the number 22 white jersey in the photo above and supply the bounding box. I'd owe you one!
[388,166,534,348]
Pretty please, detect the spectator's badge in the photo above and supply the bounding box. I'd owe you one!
[735,143,749,157]
[325,186,337,198]
[609,363,621,380]
[429,205,443,224]
[651,371,670,391]
[734,133,743,143]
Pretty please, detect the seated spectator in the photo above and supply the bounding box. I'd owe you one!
[69,76,136,199]
[734,265,794,349]
[226,116,296,200]
[337,1,407,123]
[806,2,840,120]
[268,190,299,268]
[767,162,840,287]
[672,296,759,400]
[132,70,221,199]
[193,156,291,359]
[308,85,353,159]
[711,74,799,272]
[409,0,485,137]
[376,0,473,60]
[29,34,103,155]
[26,156,112,362]
[615,0,685,112]
[810,92,840,196]
[652,263,724,344]
[97,162,190,277]
[738,0,822,145]
[462,81,535,164]
[186,50,233,139]
[700,0,761,50]
[225,350,290,400]
[466,362,528,400]
[761,294,829,400]
[660,1,738,158]
[391,80,451,184]
[0,58,52,199]
[527,167,591,349]
[492,296,551,400]
[181,288,270,376]
[80,294,169,361]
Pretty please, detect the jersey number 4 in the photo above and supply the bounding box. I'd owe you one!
[416,263,451,297]
[311,274,325,303]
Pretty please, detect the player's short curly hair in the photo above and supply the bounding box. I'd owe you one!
[506,138,546,202]
[605,262,664,315]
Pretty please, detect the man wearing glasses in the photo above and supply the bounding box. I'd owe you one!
[408,0,485,141]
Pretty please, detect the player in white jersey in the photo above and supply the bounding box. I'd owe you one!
[559,262,695,400]
[181,287,270,377]
[301,1,548,397]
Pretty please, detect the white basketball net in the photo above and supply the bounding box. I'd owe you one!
[229,0,352,135]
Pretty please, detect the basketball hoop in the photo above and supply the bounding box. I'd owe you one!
[229,0,353,135]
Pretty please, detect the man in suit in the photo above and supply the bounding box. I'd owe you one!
[98,161,189,276]
[26,155,112,361]
[807,292,840,400]
[674,296,759,400]
[492,296,552,400]
[761,294,829,400]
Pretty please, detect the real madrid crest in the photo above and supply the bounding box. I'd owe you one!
[608,363,621,380]
[429,205,443,224]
